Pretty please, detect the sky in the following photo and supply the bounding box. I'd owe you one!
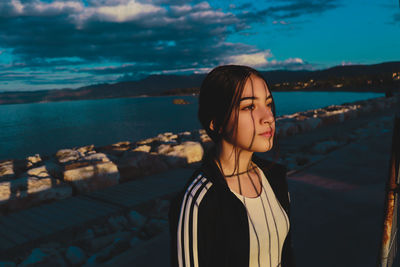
[0,0,399,92]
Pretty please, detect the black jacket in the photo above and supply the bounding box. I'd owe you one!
[168,153,295,267]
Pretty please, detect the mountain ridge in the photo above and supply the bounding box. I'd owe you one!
[1,61,399,105]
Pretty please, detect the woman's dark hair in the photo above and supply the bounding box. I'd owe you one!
[198,65,279,161]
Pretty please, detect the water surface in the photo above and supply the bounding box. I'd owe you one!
[0,92,383,160]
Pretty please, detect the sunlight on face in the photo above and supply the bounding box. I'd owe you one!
[227,75,275,153]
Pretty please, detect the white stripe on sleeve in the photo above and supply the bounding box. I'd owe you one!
[177,174,212,267]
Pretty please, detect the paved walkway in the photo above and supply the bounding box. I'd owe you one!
[288,127,394,266]
[0,112,397,266]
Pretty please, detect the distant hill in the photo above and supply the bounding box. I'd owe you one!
[1,61,399,105]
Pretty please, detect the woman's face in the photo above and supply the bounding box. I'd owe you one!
[225,75,275,153]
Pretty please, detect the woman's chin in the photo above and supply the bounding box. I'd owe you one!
[253,143,274,153]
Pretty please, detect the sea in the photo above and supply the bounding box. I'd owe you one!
[0,92,383,161]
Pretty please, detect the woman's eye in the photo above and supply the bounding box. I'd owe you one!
[243,104,255,111]
[267,102,272,108]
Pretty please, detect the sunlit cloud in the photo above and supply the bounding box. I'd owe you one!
[227,50,273,67]
[225,50,309,70]
[0,0,359,91]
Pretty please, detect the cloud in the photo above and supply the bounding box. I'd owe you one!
[143,0,197,5]
[265,57,312,70]
[227,50,273,67]
[0,0,322,91]
[0,0,254,90]
[73,1,163,25]
[273,20,290,25]
[237,0,339,24]
[225,50,311,70]
[1,0,84,17]
[232,3,253,10]
[0,69,90,85]
[268,0,339,19]
[0,67,113,91]
[81,63,141,75]
[0,0,244,70]
[0,71,41,81]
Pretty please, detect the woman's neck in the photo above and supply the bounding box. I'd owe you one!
[216,139,254,176]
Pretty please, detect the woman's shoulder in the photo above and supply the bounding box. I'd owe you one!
[181,168,215,190]
[170,169,217,209]
[183,170,215,201]
[168,169,219,223]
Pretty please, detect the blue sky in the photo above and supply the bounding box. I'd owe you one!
[0,0,399,92]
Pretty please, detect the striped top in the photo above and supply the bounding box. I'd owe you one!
[231,166,290,267]
[177,173,213,267]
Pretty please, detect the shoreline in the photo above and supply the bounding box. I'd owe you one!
[0,94,397,214]
[0,89,388,106]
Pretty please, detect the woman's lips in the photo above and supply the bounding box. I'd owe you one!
[259,130,273,137]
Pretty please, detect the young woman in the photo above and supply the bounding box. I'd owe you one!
[169,65,295,267]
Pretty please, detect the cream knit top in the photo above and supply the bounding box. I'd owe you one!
[230,166,290,267]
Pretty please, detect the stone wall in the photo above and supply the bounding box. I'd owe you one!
[0,95,397,213]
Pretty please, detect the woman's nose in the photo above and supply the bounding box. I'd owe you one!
[260,106,274,124]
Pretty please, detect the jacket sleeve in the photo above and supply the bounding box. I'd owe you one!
[169,191,183,267]
[169,177,215,267]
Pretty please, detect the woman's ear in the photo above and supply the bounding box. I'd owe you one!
[209,120,222,133]
[209,120,215,131]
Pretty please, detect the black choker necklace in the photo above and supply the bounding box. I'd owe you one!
[224,165,257,177]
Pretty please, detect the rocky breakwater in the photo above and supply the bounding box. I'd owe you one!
[0,95,397,214]
[56,146,120,193]
[0,155,72,213]
[114,133,205,183]
[275,95,397,137]
[0,132,208,214]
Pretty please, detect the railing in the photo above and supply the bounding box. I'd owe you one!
[378,96,400,267]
